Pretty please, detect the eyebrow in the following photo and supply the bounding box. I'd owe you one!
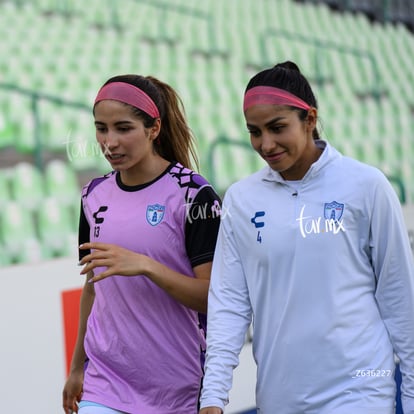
[94,120,133,126]
[246,116,286,129]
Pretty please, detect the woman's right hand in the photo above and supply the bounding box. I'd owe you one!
[62,369,84,413]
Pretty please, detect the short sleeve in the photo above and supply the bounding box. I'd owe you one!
[185,186,221,268]
[78,201,91,261]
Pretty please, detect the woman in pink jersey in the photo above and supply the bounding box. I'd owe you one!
[62,75,221,414]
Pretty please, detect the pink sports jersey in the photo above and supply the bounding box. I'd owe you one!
[78,162,221,414]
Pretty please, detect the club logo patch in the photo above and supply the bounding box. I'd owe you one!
[324,201,344,221]
[146,204,165,226]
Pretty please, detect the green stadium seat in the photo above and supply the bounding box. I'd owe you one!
[0,112,15,149]
[0,201,43,264]
[0,0,413,212]
[9,162,46,211]
[207,137,266,195]
[44,159,80,206]
[67,137,106,171]
[0,169,11,206]
[36,197,77,259]
[0,247,12,266]
[64,112,105,172]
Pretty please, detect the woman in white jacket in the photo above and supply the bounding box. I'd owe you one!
[199,61,414,414]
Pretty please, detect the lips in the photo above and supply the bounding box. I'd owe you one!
[109,154,124,160]
[106,153,125,163]
[264,151,285,162]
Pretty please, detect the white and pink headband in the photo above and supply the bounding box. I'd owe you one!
[94,81,160,118]
[243,86,310,112]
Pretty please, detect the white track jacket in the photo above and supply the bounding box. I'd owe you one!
[200,141,414,414]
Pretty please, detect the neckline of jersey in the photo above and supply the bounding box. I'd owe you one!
[115,161,175,192]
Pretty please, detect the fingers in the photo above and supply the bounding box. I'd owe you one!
[78,243,123,278]
[78,243,140,280]
[79,252,114,281]
[62,394,79,414]
[62,374,83,413]
[78,249,114,275]
[79,251,104,266]
[79,242,110,251]
[88,270,111,283]
[80,258,109,275]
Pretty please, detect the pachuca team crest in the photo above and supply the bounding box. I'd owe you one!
[324,201,344,221]
[146,204,165,226]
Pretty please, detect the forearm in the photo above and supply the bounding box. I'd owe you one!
[69,273,95,373]
[78,242,211,313]
[144,258,210,313]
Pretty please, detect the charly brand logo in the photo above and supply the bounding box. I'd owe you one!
[146,204,165,226]
[251,211,265,243]
[251,211,265,228]
[296,203,346,238]
[92,206,108,237]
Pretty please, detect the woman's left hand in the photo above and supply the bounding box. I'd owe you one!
[79,242,149,282]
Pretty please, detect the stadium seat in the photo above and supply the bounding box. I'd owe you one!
[207,136,266,196]
[44,159,80,206]
[0,201,43,264]
[36,197,77,259]
[11,110,37,154]
[0,112,15,150]
[0,247,12,266]
[9,162,45,211]
[0,0,413,268]
[0,169,11,206]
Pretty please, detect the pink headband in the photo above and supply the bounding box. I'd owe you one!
[94,82,160,118]
[243,86,310,112]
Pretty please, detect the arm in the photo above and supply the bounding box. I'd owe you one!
[78,245,210,313]
[142,258,211,313]
[62,272,95,414]
[371,176,414,413]
[78,184,221,314]
[199,192,253,412]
